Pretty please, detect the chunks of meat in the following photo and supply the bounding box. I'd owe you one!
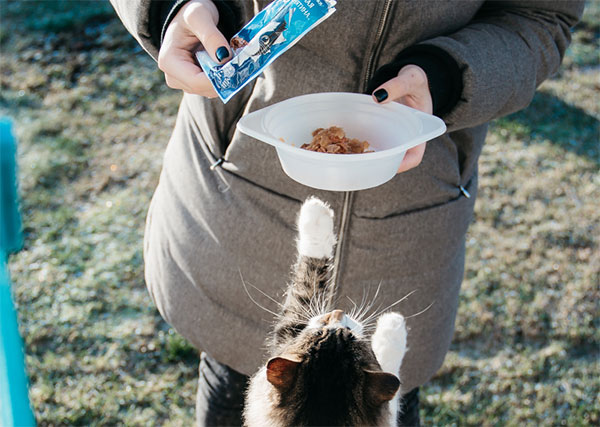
[300,126,371,154]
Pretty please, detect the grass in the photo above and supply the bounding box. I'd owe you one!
[2,0,599,425]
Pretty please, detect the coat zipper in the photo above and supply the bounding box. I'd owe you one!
[363,0,393,90]
[329,0,394,307]
[328,191,352,308]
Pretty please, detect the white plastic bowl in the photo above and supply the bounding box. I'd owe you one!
[237,92,446,191]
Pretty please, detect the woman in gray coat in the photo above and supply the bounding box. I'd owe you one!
[110,0,583,424]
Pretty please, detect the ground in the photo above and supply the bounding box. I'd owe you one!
[1,1,598,425]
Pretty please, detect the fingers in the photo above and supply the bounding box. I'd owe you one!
[157,0,227,96]
[370,65,433,173]
[158,42,218,96]
[183,2,232,63]
[397,142,427,174]
[371,65,433,114]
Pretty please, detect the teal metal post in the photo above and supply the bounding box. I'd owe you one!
[0,118,36,426]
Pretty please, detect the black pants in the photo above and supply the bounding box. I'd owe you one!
[196,352,421,427]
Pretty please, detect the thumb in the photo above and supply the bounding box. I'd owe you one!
[371,74,411,105]
[371,65,432,114]
[184,2,231,63]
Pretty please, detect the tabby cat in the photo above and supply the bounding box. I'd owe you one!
[244,197,408,426]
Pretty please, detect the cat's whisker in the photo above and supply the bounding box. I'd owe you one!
[370,280,383,306]
[360,318,378,333]
[359,323,377,332]
[307,281,322,317]
[353,298,367,325]
[351,296,367,324]
[356,303,383,330]
[353,280,383,326]
[239,270,280,318]
[404,300,435,319]
[357,297,377,324]
[366,289,419,321]
[301,297,322,321]
[246,282,284,308]
[316,280,332,314]
[311,273,318,300]
[346,296,358,319]
[318,293,329,315]
[347,295,357,308]
[297,301,318,321]
[356,294,383,324]
[322,289,332,312]
[354,304,368,324]
[354,287,368,320]
[290,288,322,322]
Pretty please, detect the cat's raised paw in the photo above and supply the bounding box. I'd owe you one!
[377,312,406,333]
[371,312,407,375]
[297,197,336,259]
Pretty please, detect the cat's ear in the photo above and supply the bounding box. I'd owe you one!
[364,370,400,404]
[266,356,301,390]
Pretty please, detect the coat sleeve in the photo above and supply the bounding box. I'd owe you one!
[109,0,245,61]
[110,0,159,59]
[420,0,584,131]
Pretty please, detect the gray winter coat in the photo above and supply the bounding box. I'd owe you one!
[111,0,583,392]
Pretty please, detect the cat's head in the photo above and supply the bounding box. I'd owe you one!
[249,309,400,426]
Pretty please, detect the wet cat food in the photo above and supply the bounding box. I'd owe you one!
[300,126,372,154]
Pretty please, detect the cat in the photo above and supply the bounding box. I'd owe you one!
[244,197,408,426]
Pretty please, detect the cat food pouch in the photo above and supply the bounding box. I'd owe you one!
[196,0,337,103]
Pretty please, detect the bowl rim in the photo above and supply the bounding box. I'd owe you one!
[237,92,447,163]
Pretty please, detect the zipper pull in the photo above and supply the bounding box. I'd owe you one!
[459,185,471,199]
[210,157,224,170]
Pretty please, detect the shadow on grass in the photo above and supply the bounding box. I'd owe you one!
[492,91,599,163]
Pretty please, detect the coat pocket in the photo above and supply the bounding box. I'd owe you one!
[348,174,477,278]
[352,133,468,219]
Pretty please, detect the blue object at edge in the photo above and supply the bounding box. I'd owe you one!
[0,118,36,426]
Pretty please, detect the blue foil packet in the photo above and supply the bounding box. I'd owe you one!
[196,0,336,103]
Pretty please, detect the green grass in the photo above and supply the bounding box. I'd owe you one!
[2,1,599,425]
[1,0,114,33]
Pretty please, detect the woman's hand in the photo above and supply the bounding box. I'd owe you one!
[371,64,433,173]
[158,0,231,97]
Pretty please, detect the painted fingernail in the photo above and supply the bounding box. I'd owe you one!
[215,46,229,62]
[373,89,388,103]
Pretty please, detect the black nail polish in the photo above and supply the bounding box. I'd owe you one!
[373,89,388,103]
[216,46,229,62]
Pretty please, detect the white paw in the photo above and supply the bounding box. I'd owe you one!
[371,312,407,375]
[377,312,407,337]
[297,197,336,259]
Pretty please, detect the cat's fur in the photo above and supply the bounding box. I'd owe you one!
[244,197,408,426]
